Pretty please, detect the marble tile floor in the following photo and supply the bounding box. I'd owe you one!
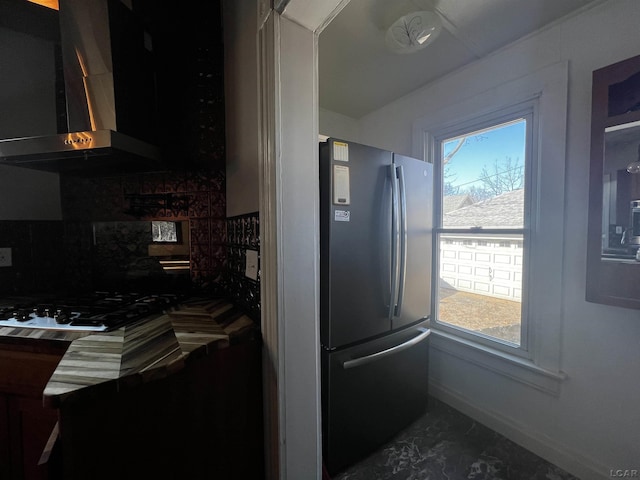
[332,397,580,480]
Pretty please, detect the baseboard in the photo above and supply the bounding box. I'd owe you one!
[429,380,610,480]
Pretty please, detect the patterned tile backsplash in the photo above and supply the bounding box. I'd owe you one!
[60,170,227,294]
[0,172,260,323]
[224,213,260,321]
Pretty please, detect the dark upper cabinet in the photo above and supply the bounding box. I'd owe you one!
[586,53,640,309]
[149,0,226,171]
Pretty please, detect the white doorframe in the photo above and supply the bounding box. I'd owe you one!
[257,2,351,478]
[257,10,283,480]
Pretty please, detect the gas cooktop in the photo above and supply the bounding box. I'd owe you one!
[0,292,180,332]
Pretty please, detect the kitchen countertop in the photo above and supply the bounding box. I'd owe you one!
[0,298,256,407]
[0,324,87,346]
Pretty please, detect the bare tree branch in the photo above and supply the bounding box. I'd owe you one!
[478,157,523,196]
[443,138,465,165]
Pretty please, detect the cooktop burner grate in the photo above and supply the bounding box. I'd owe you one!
[0,292,180,332]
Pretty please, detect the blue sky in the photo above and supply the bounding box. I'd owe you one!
[442,119,526,191]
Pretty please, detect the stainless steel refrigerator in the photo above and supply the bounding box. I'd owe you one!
[320,138,432,475]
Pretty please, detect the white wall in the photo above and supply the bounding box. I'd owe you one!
[319,107,360,142]
[337,1,640,477]
[222,0,260,217]
[0,25,62,221]
[0,166,61,220]
[0,27,57,139]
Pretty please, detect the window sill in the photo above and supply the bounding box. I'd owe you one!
[430,328,567,396]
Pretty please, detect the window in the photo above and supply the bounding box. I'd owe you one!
[433,107,533,354]
[151,221,181,243]
[415,61,568,392]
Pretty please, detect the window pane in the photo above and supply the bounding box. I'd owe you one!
[436,118,527,347]
[442,119,526,228]
[438,233,523,345]
[152,221,178,242]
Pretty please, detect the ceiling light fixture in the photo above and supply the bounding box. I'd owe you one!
[385,10,442,54]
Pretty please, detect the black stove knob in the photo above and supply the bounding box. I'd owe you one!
[34,305,52,317]
[13,310,31,322]
[54,309,71,324]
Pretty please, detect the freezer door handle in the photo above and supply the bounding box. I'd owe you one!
[342,327,430,370]
[395,165,408,317]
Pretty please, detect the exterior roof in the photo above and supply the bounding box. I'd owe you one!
[443,189,524,228]
[443,194,474,213]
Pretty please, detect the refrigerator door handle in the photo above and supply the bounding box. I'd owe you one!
[395,165,408,317]
[342,327,430,370]
[388,164,400,321]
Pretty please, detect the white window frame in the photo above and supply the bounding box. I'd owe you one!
[432,106,534,357]
[412,61,569,394]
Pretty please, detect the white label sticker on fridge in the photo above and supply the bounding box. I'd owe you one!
[333,165,350,205]
[334,210,350,222]
[333,141,349,162]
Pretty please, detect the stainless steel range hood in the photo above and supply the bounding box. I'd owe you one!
[0,0,163,175]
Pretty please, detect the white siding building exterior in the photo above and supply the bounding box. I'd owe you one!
[440,189,523,301]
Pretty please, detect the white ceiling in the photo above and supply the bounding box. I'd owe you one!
[319,0,603,118]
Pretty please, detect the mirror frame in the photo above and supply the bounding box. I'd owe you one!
[586,53,640,309]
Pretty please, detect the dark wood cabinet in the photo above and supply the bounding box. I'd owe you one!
[0,394,10,479]
[55,338,263,480]
[0,345,66,480]
[7,396,58,480]
[586,53,640,309]
[0,312,263,480]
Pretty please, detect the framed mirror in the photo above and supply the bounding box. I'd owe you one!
[587,53,640,309]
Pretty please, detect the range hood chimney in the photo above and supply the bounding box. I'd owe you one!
[0,0,163,175]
